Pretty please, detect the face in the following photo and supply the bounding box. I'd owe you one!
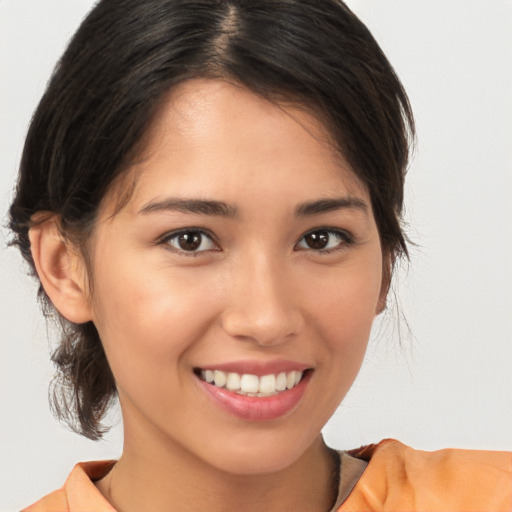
[84,79,386,475]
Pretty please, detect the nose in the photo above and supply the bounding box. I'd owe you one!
[220,254,304,346]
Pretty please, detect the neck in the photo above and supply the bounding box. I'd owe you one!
[97,422,338,512]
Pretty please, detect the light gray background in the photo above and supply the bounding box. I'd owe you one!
[1,1,511,510]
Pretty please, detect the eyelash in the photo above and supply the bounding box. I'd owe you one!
[295,227,354,254]
[158,227,354,256]
[159,228,220,257]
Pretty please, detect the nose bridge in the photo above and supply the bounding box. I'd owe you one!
[221,248,303,345]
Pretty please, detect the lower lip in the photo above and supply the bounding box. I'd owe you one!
[197,371,311,421]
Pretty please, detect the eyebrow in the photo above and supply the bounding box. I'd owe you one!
[295,197,368,216]
[138,198,237,217]
[138,196,367,218]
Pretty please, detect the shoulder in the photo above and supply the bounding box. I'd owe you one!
[340,439,512,512]
[21,461,116,512]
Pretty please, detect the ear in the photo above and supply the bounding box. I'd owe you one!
[29,215,93,323]
[376,251,392,315]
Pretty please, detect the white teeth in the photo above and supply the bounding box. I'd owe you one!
[214,370,226,388]
[259,374,276,394]
[240,374,260,393]
[226,372,241,391]
[276,372,287,391]
[199,369,305,396]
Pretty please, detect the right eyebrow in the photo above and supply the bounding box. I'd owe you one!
[138,198,238,218]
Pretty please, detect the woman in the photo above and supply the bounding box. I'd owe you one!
[6,0,511,510]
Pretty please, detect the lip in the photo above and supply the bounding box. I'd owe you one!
[196,368,312,421]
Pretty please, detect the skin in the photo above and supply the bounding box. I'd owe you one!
[32,79,388,512]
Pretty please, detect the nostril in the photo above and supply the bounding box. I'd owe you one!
[221,308,303,347]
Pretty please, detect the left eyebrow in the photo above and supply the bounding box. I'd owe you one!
[295,197,368,216]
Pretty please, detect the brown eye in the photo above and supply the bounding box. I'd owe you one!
[164,230,217,253]
[296,229,351,252]
[304,231,330,249]
[179,232,202,251]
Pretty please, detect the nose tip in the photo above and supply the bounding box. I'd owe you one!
[222,310,299,346]
[221,277,304,346]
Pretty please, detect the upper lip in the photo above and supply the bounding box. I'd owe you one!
[194,359,312,376]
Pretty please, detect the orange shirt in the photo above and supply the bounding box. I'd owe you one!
[22,439,512,512]
[340,439,512,511]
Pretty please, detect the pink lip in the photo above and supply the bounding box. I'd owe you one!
[195,359,311,376]
[196,370,312,421]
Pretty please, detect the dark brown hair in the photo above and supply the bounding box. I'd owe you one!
[9,0,414,439]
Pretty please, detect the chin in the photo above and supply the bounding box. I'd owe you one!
[196,429,321,477]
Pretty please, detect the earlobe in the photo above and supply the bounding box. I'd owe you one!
[29,215,93,324]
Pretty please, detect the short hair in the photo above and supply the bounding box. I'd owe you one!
[9,0,414,440]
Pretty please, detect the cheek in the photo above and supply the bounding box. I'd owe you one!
[89,258,223,384]
[289,256,383,429]
[304,259,382,413]
[308,257,383,348]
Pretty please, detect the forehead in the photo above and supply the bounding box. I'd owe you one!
[103,79,368,216]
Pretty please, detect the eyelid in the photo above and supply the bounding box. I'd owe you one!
[295,227,354,252]
[158,227,220,255]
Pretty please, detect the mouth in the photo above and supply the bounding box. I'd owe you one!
[195,368,306,397]
[194,365,313,420]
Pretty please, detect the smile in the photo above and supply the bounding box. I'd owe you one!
[198,369,304,397]
[194,362,312,420]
